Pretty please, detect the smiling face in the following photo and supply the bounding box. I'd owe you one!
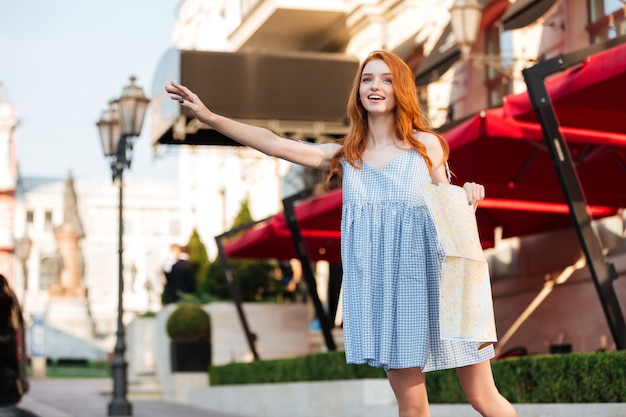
[359,59,396,116]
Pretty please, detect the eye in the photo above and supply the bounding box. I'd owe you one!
[383,77,392,84]
[361,76,372,82]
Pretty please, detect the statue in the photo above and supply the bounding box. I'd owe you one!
[49,172,86,298]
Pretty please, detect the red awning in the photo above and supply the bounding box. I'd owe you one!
[503,42,626,135]
[444,108,626,246]
[444,42,626,246]
[223,42,626,259]
[223,190,342,263]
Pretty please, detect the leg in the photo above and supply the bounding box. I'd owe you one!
[456,360,518,417]
[386,367,431,417]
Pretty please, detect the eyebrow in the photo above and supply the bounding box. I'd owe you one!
[361,72,392,77]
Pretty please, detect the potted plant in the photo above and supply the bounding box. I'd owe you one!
[166,303,212,372]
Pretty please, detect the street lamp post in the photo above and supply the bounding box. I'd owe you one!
[96,76,149,417]
[16,235,32,305]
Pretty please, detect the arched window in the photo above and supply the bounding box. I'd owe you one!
[39,255,61,290]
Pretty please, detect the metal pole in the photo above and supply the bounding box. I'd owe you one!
[522,37,626,350]
[108,136,132,416]
[283,190,336,351]
[215,228,260,360]
[21,260,28,311]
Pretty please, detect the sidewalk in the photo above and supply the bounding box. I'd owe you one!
[18,378,245,417]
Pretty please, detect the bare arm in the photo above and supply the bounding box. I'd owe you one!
[165,82,339,170]
[422,131,485,207]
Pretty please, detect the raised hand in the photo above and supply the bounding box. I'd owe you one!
[165,81,212,124]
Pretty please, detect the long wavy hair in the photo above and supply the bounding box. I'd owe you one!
[326,50,449,188]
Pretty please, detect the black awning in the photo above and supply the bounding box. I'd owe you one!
[414,24,461,86]
[150,49,359,146]
[502,0,557,31]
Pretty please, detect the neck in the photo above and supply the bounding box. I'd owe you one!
[366,115,396,147]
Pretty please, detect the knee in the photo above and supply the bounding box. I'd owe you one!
[398,402,430,417]
[466,392,518,417]
[466,392,490,415]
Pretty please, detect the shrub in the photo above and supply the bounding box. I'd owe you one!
[210,351,385,385]
[166,303,211,341]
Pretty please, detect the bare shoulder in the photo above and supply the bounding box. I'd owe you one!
[417,131,441,149]
[416,131,444,158]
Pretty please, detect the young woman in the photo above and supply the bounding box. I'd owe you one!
[166,50,517,417]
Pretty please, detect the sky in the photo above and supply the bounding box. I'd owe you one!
[0,0,181,181]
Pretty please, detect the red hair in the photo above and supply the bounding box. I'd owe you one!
[326,50,449,188]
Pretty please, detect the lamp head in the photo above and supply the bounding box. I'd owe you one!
[450,0,484,57]
[96,101,121,158]
[114,75,150,138]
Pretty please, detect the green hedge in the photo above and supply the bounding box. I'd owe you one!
[210,350,626,403]
[211,351,385,385]
[492,351,626,403]
[32,360,110,379]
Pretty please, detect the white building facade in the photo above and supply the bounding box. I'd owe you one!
[14,177,182,339]
[0,84,18,282]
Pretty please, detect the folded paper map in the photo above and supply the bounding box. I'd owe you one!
[421,183,497,349]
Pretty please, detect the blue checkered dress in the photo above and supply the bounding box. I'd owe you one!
[340,143,494,372]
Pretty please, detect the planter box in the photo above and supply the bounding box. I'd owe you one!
[170,340,211,372]
[186,379,626,417]
[155,303,310,402]
[188,379,397,417]
[126,316,158,380]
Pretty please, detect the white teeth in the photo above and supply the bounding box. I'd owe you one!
[368,95,383,100]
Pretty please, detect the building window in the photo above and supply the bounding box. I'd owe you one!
[588,0,626,43]
[124,219,134,236]
[40,255,61,290]
[26,210,34,224]
[169,220,181,237]
[44,211,53,230]
[485,25,513,107]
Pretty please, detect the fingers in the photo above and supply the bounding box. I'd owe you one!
[463,182,485,207]
[165,81,191,103]
[164,83,210,122]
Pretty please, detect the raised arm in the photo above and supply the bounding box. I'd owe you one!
[165,82,339,170]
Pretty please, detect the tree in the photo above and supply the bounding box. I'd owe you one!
[186,228,209,294]
[199,198,285,302]
[232,199,253,228]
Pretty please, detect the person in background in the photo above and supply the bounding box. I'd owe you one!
[165,50,517,417]
[280,258,304,303]
[0,274,29,406]
[162,244,196,304]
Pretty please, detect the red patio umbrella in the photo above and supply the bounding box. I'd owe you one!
[503,42,626,134]
[444,42,626,246]
[223,190,342,263]
[443,108,625,247]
